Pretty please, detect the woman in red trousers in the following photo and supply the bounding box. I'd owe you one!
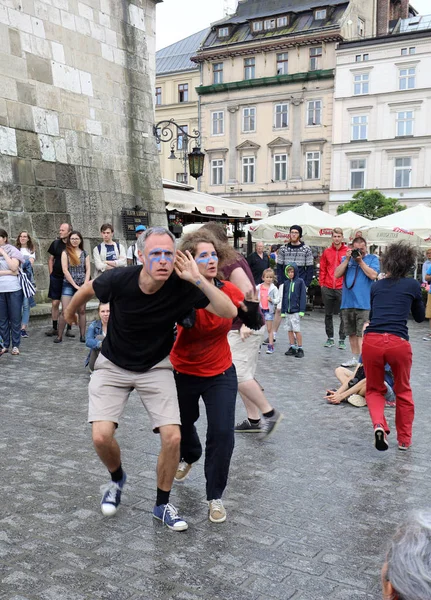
[362,243,425,452]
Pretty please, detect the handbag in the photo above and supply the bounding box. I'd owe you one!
[18,267,36,298]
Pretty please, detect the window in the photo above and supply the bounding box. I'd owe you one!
[274,103,289,128]
[213,62,223,84]
[264,19,276,30]
[155,87,162,106]
[178,83,188,103]
[350,159,366,189]
[244,57,255,80]
[252,21,263,32]
[355,54,369,62]
[218,27,229,38]
[399,67,415,90]
[306,151,321,179]
[351,115,368,140]
[274,154,288,181]
[177,125,188,150]
[395,157,411,188]
[315,9,327,19]
[277,16,288,27]
[176,173,187,184]
[401,47,415,55]
[276,52,288,75]
[211,111,224,135]
[242,107,256,132]
[309,47,322,71]
[357,18,365,37]
[242,156,255,183]
[396,111,414,136]
[211,159,224,185]
[307,100,322,125]
[354,73,369,95]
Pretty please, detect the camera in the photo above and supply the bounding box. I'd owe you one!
[351,249,361,259]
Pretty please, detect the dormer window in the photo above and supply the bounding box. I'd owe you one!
[264,19,276,30]
[218,27,230,38]
[277,16,288,27]
[314,9,327,20]
[252,21,263,32]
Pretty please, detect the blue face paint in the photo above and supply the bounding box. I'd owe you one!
[196,251,218,268]
[147,248,174,271]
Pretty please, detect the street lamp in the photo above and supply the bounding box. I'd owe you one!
[154,119,205,183]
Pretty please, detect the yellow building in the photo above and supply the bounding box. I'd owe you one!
[155,29,209,184]
[192,0,382,213]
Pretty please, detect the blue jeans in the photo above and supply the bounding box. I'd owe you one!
[0,289,24,348]
[22,296,30,327]
[174,365,237,501]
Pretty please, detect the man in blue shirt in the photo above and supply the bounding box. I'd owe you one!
[335,236,379,368]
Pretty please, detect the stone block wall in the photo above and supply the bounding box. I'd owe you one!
[0,0,164,299]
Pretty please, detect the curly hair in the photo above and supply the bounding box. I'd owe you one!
[381,242,419,279]
[179,228,237,275]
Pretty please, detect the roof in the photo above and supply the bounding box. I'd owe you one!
[395,13,431,33]
[200,2,348,50]
[218,0,346,24]
[156,28,210,75]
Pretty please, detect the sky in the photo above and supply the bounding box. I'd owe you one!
[156,0,430,50]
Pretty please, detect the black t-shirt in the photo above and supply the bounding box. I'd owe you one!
[247,251,270,285]
[48,239,67,277]
[92,266,210,372]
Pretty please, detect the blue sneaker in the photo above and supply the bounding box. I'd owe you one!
[20,329,29,338]
[153,502,188,531]
[100,472,127,517]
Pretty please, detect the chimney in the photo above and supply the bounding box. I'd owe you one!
[377,0,410,36]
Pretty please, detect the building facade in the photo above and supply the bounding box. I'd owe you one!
[155,29,208,185]
[0,0,164,299]
[330,14,431,214]
[191,0,387,214]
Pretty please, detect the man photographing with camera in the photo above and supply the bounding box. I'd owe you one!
[335,236,379,368]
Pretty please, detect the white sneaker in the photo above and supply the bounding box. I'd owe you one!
[347,394,367,407]
[208,499,226,523]
[341,357,358,368]
[423,334,431,341]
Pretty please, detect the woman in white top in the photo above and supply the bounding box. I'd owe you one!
[0,228,24,355]
[15,230,36,338]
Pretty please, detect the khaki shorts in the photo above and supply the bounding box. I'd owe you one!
[88,354,180,431]
[228,327,265,384]
[426,294,431,319]
[285,313,301,332]
[341,308,370,338]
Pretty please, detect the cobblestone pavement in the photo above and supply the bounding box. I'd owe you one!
[1,311,430,600]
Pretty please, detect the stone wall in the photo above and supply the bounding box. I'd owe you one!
[0,0,164,299]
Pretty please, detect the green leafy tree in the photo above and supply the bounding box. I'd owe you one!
[337,190,406,220]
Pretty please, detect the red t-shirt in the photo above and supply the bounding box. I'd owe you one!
[171,280,244,377]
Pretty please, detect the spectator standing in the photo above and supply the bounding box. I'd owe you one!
[319,228,348,349]
[271,225,313,344]
[45,223,74,338]
[85,302,110,372]
[278,263,307,358]
[362,243,424,451]
[256,268,279,354]
[0,228,24,355]
[247,241,270,285]
[15,231,36,338]
[421,247,431,283]
[54,231,91,344]
[335,236,379,368]
[93,223,126,277]
[127,225,146,266]
[424,264,431,341]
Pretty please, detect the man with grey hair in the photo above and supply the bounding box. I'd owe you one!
[64,226,237,532]
[382,510,431,600]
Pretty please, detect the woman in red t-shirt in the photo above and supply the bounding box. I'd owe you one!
[170,229,244,524]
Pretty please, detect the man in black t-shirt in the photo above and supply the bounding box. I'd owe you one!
[247,241,270,285]
[64,226,237,532]
[45,223,75,338]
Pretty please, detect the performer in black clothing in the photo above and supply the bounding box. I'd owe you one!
[247,241,270,285]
